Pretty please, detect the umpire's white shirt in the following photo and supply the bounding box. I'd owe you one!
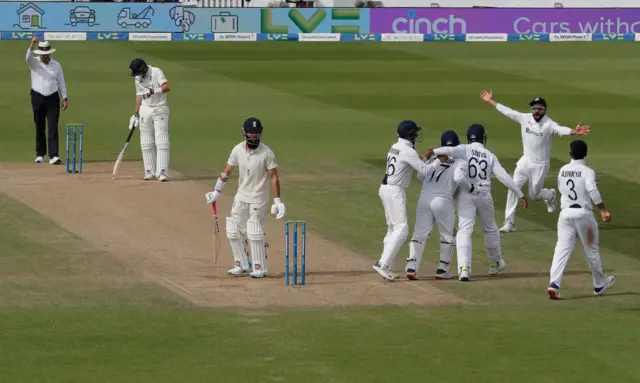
[227,142,278,204]
[26,49,67,99]
[496,103,572,164]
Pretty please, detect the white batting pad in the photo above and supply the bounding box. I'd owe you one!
[155,118,170,177]
[140,127,156,177]
[247,218,267,273]
[226,216,250,270]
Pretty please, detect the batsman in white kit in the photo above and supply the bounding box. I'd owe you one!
[547,140,614,300]
[204,117,286,278]
[373,120,446,281]
[405,130,491,280]
[432,124,528,281]
[129,58,171,181]
[479,90,590,232]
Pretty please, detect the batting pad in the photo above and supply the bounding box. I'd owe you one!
[226,217,250,270]
[155,129,170,177]
[247,219,267,273]
[140,128,156,176]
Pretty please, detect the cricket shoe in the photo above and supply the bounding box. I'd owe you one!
[458,266,470,282]
[406,268,418,280]
[373,262,395,281]
[547,285,562,300]
[35,156,45,164]
[594,276,615,296]
[144,171,155,181]
[499,222,516,233]
[228,266,250,277]
[158,170,168,182]
[435,268,452,280]
[546,189,557,213]
[489,258,506,276]
[250,270,268,278]
[49,156,61,165]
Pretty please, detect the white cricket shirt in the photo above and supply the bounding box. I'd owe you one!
[26,49,67,99]
[418,157,467,199]
[382,138,442,189]
[433,142,524,198]
[557,159,602,210]
[135,65,168,108]
[496,103,573,164]
[227,141,278,204]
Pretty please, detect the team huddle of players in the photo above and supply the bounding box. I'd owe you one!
[373,90,616,300]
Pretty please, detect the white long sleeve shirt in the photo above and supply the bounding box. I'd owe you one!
[557,159,602,210]
[382,138,441,189]
[135,65,168,108]
[433,142,524,198]
[26,49,67,99]
[417,157,467,199]
[496,103,573,164]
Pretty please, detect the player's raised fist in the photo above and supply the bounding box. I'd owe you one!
[480,89,493,102]
[31,36,39,44]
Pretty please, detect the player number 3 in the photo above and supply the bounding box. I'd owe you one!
[468,157,488,180]
[566,179,578,201]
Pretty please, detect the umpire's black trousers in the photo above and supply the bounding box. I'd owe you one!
[31,89,60,158]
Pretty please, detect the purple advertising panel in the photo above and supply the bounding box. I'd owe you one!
[370,8,640,34]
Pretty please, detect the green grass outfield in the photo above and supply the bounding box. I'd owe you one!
[1,41,640,381]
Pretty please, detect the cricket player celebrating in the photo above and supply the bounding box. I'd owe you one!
[373,120,446,281]
[204,117,285,278]
[432,124,528,281]
[547,140,614,300]
[479,90,590,233]
[405,130,491,280]
[129,58,171,181]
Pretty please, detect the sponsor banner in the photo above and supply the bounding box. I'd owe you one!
[340,33,379,42]
[171,33,214,41]
[370,8,640,34]
[465,33,507,42]
[0,31,45,40]
[86,32,129,40]
[636,33,640,41]
[129,32,172,41]
[257,33,299,41]
[549,33,592,41]
[44,32,86,40]
[298,33,340,42]
[188,8,370,34]
[381,33,423,42]
[0,2,179,32]
[423,33,465,41]
[591,33,635,41]
[214,32,257,41]
[507,33,550,41]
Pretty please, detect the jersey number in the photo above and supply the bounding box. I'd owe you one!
[468,157,488,180]
[566,179,578,201]
[386,156,397,176]
[429,164,450,182]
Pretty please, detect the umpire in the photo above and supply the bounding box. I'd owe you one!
[27,37,68,165]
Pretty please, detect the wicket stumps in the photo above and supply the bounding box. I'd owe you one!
[284,220,306,286]
[66,124,84,174]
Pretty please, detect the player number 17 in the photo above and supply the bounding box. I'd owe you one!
[429,164,450,182]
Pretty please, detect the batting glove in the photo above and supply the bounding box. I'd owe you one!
[271,198,286,219]
[129,113,140,130]
[205,190,221,204]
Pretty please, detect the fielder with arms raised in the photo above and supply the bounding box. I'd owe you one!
[373,120,445,281]
[479,90,589,232]
[205,118,285,278]
[406,130,491,281]
[432,124,528,281]
[547,140,614,300]
[129,58,171,181]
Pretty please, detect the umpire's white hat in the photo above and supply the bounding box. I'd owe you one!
[33,41,56,55]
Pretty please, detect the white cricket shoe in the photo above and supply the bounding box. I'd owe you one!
[144,171,155,181]
[489,258,506,276]
[459,266,470,282]
[499,222,516,233]
[250,270,268,278]
[373,262,395,281]
[49,156,61,165]
[35,156,45,163]
[546,189,557,213]
[594,276,615,296]
[435,268,452,280]
[228,266,250,277]
[157,170,168,182]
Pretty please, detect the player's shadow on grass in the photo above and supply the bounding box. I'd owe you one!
[460,269,610,282]
[563,292,640,300]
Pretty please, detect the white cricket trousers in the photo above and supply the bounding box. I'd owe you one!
[408,194,455,273]
[226,199,268,271]
[378,184,408,269]
[139,104,170,178]
[549,207,607,289]
[456,192,502,273]
[504,157,553,224]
